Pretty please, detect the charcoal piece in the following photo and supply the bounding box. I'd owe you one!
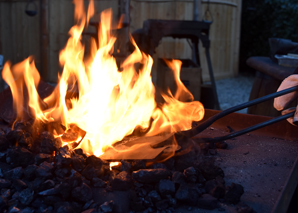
[196,161,224,180]
[56,206,75,213]
[8,206,21,212]
[0,152,6,163]
[236,203,256,213]
[199,143,210,155]
[1,189,11,198]
[82,165,102,180]
[175,149,198,172]
[82,199,96,210]
[172,171,186,186]
[100,200,114,213]
[54,202,78,213]
[150,163,167,169]
[92,178,106,188]
[55,167,71,179]
[0,136,9,151]
[43,195,61,205]
[14,121,33,133]
[155,199,169,210]
[136,188,147,197]
[158,179,175,197]
[175,183,204,205]
[130,197,146,212]
[35,153,52,165]
[18,207,34,213]
[74,148,85,156]
[163,157,175,170]
[147,190,161,203]
[24,165,37,181]
[215,141,228,149]
[208,149,217,155]
[18,133,33,148]
[6,129,24,146]
[59,182,71,199]
[38,185,60,196]
[131,160,146,171]
[197,194,218,210]
[4,167,23,180]
[86,155,103,169]
[55,146,72,167]
[183,167,197,183]
[38,131,61,154]
[93,189,131,213]
[28,178,43,192]
[0,162,11,173]
[111,171,132,191]
[6,147,34,167]
[168,197,177,207]
[71,155,85,172]
[12,179,27,191]
[68,170,83,188]
[120,160,131,172]
[224,183,244,204]
[71,183,93,203]
[0,179,11,188]
[205,177,225,199]
[132,169,171,183]
[41,179,56,191]
[36,161,53,178]
[81,209,98,213]
[0,196,7,212]
[18,188,34,205]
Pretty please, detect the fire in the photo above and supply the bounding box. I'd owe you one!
[2,0,204,159]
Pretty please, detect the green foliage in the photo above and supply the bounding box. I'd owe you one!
[240,0,298,70]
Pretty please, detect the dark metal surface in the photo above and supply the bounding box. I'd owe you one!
[195,110,298,213]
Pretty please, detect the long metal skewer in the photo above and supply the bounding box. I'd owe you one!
[181,85,298,139]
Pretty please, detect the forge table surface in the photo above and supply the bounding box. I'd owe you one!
[176,110,298,213]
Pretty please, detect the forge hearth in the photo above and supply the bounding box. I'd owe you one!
[0,108,297,213]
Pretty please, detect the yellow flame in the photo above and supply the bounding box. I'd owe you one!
[2,1,204,158]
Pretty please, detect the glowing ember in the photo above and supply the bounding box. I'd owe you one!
[2,0,204,159]
[109,162,120,170]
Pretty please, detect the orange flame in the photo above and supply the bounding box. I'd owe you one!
[2,0,204,158]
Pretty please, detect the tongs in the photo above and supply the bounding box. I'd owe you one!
[180,85,298,143]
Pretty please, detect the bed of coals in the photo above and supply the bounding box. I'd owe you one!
[0,121,255,213]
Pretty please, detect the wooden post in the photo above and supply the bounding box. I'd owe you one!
[40,0,49,81]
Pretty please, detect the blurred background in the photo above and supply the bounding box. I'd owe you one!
[0,0,297,115]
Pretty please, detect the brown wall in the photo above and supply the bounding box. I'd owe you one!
[0,0,242,83]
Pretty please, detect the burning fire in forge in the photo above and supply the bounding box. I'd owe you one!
[2,0,204,160]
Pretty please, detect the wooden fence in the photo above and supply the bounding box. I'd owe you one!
[0,0,242,83]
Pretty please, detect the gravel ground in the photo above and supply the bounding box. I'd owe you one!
[215,74,255,113]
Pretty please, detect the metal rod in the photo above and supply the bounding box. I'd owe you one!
[182,85,298,138]
[204,110,295,143]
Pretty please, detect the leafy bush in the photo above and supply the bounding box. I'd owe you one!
[239,0,298,70]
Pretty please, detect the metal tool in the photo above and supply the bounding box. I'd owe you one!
[182,85,298,143]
